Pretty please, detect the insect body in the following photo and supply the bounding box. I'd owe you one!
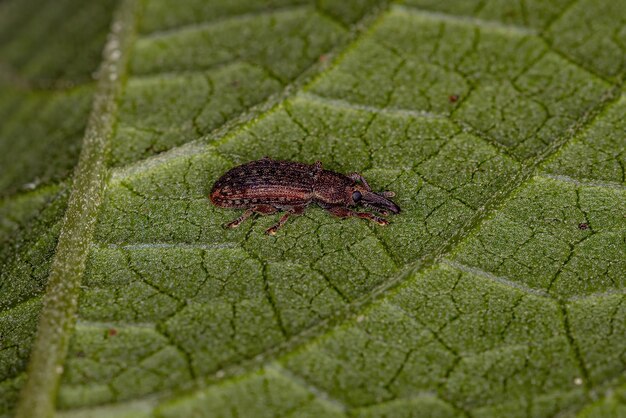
[210,158,400,235]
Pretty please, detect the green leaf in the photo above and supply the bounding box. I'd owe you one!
[1,0,625,417]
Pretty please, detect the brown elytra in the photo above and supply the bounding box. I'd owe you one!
[210,157,400,235]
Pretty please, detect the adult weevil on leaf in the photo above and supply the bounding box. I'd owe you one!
[210,157,401,235]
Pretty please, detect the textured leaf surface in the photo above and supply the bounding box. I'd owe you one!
[1,0,625,417]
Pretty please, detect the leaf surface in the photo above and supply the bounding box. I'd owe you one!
[1,0,625,417]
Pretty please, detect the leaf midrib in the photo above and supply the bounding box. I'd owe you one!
[13,0,141,416]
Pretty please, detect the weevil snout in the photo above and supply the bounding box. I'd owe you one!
[353,187,400,215]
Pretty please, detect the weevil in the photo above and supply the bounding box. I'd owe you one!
[210,157,400,235]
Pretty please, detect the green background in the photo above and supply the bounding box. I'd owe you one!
[0,0,625,416]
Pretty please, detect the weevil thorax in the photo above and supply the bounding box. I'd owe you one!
[312,170,354,205]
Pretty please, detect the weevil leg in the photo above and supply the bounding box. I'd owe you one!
[252,204,279,215]
[265,205,306,235]
[362,202,389,216]
[224,208,255,229]
[265,212,291,236]
[326,206,388,226]
[347,172,371,191]
[224,205,277,229]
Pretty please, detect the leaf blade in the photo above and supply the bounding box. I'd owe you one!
[1,1,624,417]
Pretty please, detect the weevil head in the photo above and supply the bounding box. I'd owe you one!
[351,185,401,215]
